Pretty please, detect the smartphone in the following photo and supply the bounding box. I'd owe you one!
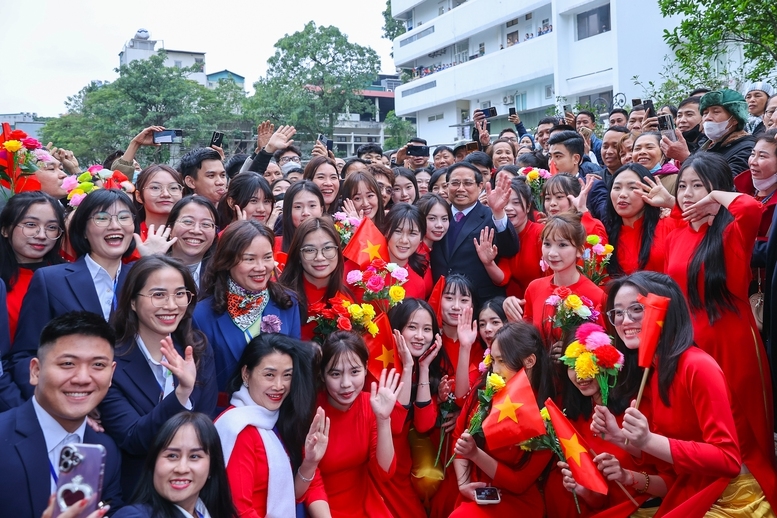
[317,133,333,152]
[465,141,480,155]
[643,100,656,118]
[152,129,183,144]
[475,487,501,505]
[210,131,224,148]
[274,192,285,202]
[508,107,516,116]
[563,104,573,115]
[407,145,430,157]
[657,114,677,141]
[631,98,642,108]
[479,107,497,118]
[53,444,106,518]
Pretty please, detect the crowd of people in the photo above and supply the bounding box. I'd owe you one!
[1,80,777,518]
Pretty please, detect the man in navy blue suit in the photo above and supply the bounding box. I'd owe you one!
[0,312,123,517]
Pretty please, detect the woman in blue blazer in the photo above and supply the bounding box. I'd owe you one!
[99,255,217,497]
[193,220,300,400]
[8,189,138,399]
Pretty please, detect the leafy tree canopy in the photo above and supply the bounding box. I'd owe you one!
[383,110,416,150]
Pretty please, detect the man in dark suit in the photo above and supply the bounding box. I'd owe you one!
[0,280,23,411]
[0,312,123,517]
[431,162,520,301]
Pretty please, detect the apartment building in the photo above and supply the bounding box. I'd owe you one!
[391,0,679,145]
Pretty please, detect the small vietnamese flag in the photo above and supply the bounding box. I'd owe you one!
[636,293,671,368]
[364,312,401,380]
[483,369,546,451]
[343,217,389,268]
[545,398,608,495]
[426,276,445,326]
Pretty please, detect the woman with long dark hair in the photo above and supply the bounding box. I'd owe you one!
[165,196,219,288]
[277,180,325,254]
[303,156,340,214]
[100,255,217,496]
[133,164,184,240]
[216,172,274,229]
[113,412,237,518]
[340,171,386,228]
[215,333,330,517]
[450,321,554,517]
[392,168,420,205]
[380,203,430,299]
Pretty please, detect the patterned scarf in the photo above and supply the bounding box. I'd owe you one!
[227,277,269,331]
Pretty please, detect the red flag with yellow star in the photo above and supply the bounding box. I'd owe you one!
[364,312,402,379]
[636,293,671,368]
[482,369,546,451]
[343,217,389,268]
[545,398,608,495]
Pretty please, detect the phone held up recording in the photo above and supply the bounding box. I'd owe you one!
[52,444,106,518]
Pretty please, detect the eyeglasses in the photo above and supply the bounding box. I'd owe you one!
[17,222,63,239]
[91,211,135,227]
[144,183,183,196]
[136,290,193,307]
[448,180,478,188]
[606,303,645,326]
[279,156,301,164]
[300,245,339,260]
[176,218,216,231]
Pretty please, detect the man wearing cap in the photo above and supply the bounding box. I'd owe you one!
[699,89,756,176]
[744,82,774,136]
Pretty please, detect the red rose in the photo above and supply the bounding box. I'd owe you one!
[337,316,352,331]
[371,258,387,270]
[594,345,621,369]
[554,286,571,299]
[9,129,27,140]
[322,309,335,319]
[333,304,350,318]
[309,302,325,314]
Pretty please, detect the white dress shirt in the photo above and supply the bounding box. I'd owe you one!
[32,396,87,493]
[84,254,122,320]
[136,335,192,410]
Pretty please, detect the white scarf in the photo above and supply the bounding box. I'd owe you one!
[214,385,296,518]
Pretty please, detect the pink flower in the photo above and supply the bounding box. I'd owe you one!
[333,212,347,222]
[260,315,282,333]
[61,176,79,192]
[21,137,41,150]
[592,243,606,255]
[347,217,361,227]
[69,193,87,207]
[346,270,363,284]
[33,149,52,162]
[390,267,408,282]
[545,295,561,306]
[539,169,551,179]
[617,350,625,367]
[87,164,104,173]
[585,331,611,350]
[366,274,385,292]
[539,259,548,272]
[575,323,602,343]
[478,362,488,373]
[590,309,600,322]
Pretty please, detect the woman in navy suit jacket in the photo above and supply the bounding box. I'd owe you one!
[9,189,138,399]
[99,255,217,497]
[193,220,300,399]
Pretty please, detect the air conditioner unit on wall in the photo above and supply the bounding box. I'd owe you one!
[503,95,515,105]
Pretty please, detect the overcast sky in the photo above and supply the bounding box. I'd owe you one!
[1,0,396,118]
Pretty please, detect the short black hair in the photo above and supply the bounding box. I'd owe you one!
[498,127,518,138]
[690,87,711,97]
[678,96,702,110]
[68,189,137,259]
[224,153,248,179]
[409,137,428,145]
[178,148,222,181]
[516,150,549,170]
[272,144,302,164]
[609,108,629,120]
[631,104,646,112]
[39,311,116,353]
[550,124,576,134]
[445,162,483,184]
[604,125,630,136]
[463,150,493,170]
[576,110,596,125]
[356,143,383,157]
[433,145,454,157]
[547,130,584,166]
[538,116,559,127]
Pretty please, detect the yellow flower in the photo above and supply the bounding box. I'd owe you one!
[362,303,376,320]
[527,170,539,182]
[3,140,22,153]
[575,352,599,379]
[603,244,614,254]
[483,354,492,367]
[564,294,583,310]
[347,304,364,320]
[486,372,506,392]
[67,188,85,200]
[586,234,600,245]
[367,321,379,337]
[564,341,585,359]
[540,407,550,421]
[389,285,405,303]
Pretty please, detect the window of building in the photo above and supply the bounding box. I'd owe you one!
[515,92,527,111]
[174,60,182,68]
[507,30,519,47]
[545,84,554,99]
[478,43,485,56]
[367,137,378,143]
[454,40,469,64]
[428,113,444,122]
[337,136,347,142]
[354,137,362,143]
[577,4,611,40]
[439,6,445,15]
[402,80,437,97]
[399,25,436,47]
[480,101,492,110]
[577,90,614,111]
[525,12,532,20]
[506,18,519,28]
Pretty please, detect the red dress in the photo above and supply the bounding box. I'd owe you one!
[613,213,681,275]
[496,221,546,298]
[522,275,606,346]
[6,266,34,340]
[317,391,395,518]
[223,419,327,517]
[638,347,742,517]
[300,277,328,341]
[402,264,429,299]
[581,212,608,244]
[417,242,434,296]
[448,391,552,517]
[664,195,777,503]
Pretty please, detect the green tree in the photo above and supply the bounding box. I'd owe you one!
[383,110,416,149]
[251,21,381,139]
[382,0,406,42]
[659,0,777,81]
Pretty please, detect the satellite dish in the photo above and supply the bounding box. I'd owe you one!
[135,28,150,40]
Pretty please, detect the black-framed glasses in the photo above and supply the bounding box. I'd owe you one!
[606,303,645,326]
[91,211,135,227]
[279,156,301,164]
[136,290,193,307]
[17,222,63,239]
[144,183,183,196]
[300,245,338,260]
[448,180,478,188]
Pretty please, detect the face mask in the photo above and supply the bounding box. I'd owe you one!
[682,124,702,143]
[649,163,662,174]
[703,117,734,141]
[753,174,777,192]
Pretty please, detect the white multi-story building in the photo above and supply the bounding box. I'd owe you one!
[119,29,207,87]
[391,0,680,145]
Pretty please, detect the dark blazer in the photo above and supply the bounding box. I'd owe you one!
[0,280,23,412]
[193,294,301,392]
[430,202,520,301]
[113,503,188,517]
[0,399,123,517]
[98,338,218,497]
[7,256,133,399]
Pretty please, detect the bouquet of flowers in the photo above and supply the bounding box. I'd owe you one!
[346,258,408,313]
[63,171,98,208]
[307,296,379,344]
[545,286,600,334]
[560,323,624,405]
[434,391,458,467]
[579,235,614,286]
[0,129,43,197]
[445,372,506,467]
[332,212,361,246]
[521,166,551,213]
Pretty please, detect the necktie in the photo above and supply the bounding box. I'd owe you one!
[455,212,464,222]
